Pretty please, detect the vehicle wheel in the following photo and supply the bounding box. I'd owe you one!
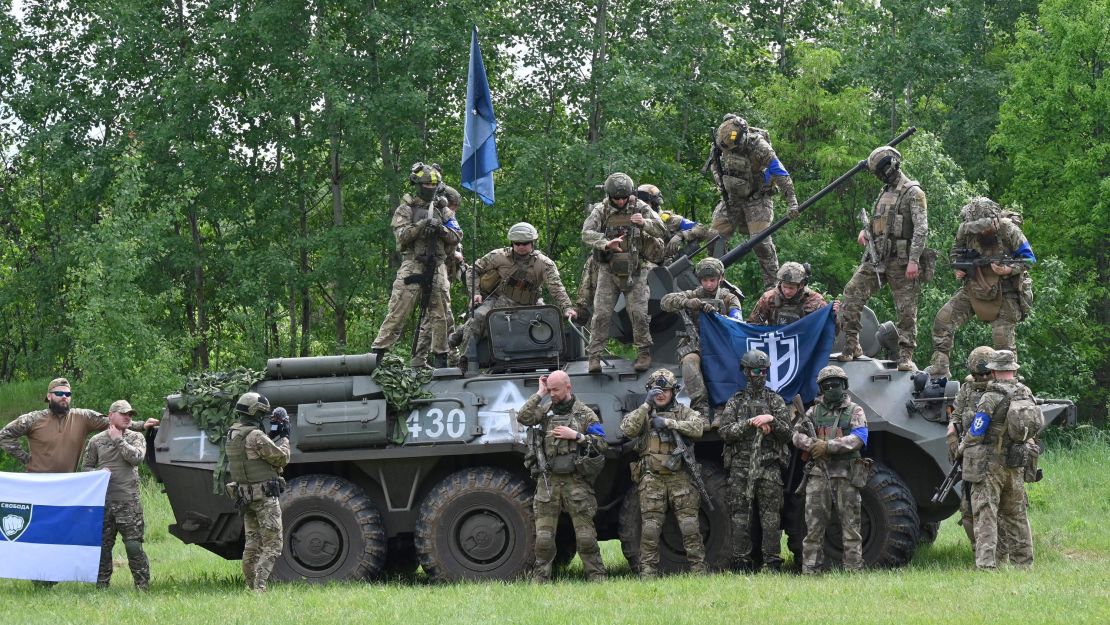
[271,475,386,583]
[799,461,921,569]
[918,521,940,546]
[414,467,535,582]
[618,462,731,574]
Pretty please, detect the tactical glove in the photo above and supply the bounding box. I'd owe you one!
[665,235,684,257]
[701,301,719,314]
[685,298,706,312]
[945,427,959,464]
[787,202,801,220]
[651,416,669,430]
[809,439,828,460]
[647,388,664,401]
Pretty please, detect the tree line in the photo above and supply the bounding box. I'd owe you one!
[0,0,1105,421]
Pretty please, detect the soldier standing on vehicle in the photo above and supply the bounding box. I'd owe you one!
[582,172,666,373]
[837,146,929,371]
[792,366,870,574]
[707,115,800,289]
[947,346,997,546]
[961,350,1036,570]
[415,185,466,367]
[371,162,461,368]
[747,261,837,325]
[82,400,150,590]
[516,370,607,582]
[448,222,576,366]
[926,197,1036,379]
[717,350,792,572]
[225,392,290,592]
[659,257,743,416]
[620,369,708,578]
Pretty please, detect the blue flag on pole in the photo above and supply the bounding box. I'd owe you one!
[0,470,109,583]
[699,306,838,406]
[461,26,500,205]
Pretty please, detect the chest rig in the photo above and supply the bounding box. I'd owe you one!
[637,408,683,474]
[870,182,919,262]
[771,290,805,325]
[812,403,861,460]
[543,403,585,474]
[404,203,445,261]
[500,253,541,306]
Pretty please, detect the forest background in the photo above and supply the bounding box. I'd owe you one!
[0,0,1105,422]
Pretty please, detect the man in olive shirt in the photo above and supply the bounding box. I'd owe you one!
[82,400,150,590]
[0,378,158,473]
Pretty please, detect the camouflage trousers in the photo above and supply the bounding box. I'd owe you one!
[98,498,150,589]
[803,475,862,573]
[574,255,599,321]
[532,473,605,581]
[450,294,516,360]
[638,470,705,578]
[726,468,784,570]
[931,288,1021,362]
[587,263,651,357]
[416,293,456,365]
[680,352,708,415]
[710,197,778,289]
[969,463,1032,570]
[960,482,976,546]
[840,260,920,353]
[371,259,451,363]
[242,496,283,591]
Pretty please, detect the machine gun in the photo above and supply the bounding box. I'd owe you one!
[931,459,962,504]
[668,430,715,511]
[950,248,1027,275]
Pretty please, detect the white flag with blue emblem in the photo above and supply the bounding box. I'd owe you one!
[0,470,109,582]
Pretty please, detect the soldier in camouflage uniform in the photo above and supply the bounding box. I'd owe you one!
[620,369,708,578]
[718,350,792,571]
[961,350,1035,570]
[708,115,801,289]
[415,185,466,366]
[582,173,666,373]
[449,222,576,364]
[659,257,743,416]
[926,197,1036,379]
[226,392,291,591]
[792,366,870,574]
[371,162,462,368]
[947,346,999,546]
[82,400,150,590]
[747,261,836,325]
[0,378,158,474]
[838,146,929,371]
[516,371,607,582]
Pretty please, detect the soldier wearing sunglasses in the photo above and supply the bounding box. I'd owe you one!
[0,377,158,474]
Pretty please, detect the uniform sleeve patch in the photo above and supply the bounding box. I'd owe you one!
[850,426,869,447]
[586,423,605,437]
[969,412,991,437]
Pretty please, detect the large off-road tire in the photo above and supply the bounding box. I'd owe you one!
[618,462,731,573]
[787,461,921,569]
[414,467,535,582]
[918,521,940,546]
[271,475,387,583]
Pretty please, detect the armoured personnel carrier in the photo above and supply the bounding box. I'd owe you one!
[150,131,1074,582]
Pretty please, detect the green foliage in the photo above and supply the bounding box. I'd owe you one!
[371,353,432,443]
[179,368,266,445]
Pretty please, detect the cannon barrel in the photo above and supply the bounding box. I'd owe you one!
[265,353,379,379]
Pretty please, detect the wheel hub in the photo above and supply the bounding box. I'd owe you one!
[290,517,344,571]
[455,509,508,564]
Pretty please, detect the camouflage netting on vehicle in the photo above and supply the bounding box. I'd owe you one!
[178,367,266,493]
[371,353,433,444]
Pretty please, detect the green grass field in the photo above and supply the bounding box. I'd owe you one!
[1,380,1108,624]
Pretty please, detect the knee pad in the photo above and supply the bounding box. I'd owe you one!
[678,516,701,537]
[124,540,144,559]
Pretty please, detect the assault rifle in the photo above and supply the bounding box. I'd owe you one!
[950,248,1027,275]
[670,430,715,511]
[931,459,962,504]
[859,206,883,288]
[405,217,444,356]
[526,425,552,498]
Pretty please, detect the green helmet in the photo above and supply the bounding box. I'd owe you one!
[740,349,770,370]
[959,197,1002,222]
[967,346,996,375]
[776,261,807,285]
[816,365,849,388]
[645,368,680,391]
[507,222,538,243]
[604,172,635,198]
[636,184,662,209]
[235,392,272,419]
[696,257,725,279]
[867,146,901,179]
[716,116,748,150]
[409,162,441,186]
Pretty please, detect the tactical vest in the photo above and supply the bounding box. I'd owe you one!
[810,402,861,477]
[226,424,279,484]
[870,182,919,262]
[638,408,681,473]
[771,289,806,325]
[601,208,646,276]
[403,203,445,261]
[964,228,1022,321]
[501,254,541,305]
[543,401,586,474]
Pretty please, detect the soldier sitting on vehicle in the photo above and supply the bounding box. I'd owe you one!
[747,261,837,326]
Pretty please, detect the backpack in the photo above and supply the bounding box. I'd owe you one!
[1000,385,1045,443]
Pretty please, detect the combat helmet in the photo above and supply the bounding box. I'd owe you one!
[816,365,849,388]
[604,172,635,199]
[776,261,808,285]
[636,184,662,209]
[409,162,441,186]
[716,116,749,150]
[959,197,1002,222]
[866,146,902,180]
[696,257,725,279]
[442,185,462,208]
[966,346,996,376]
[234,392,272,420]
[740,349,770,370]
[645,368,681,391]
[507,222,538,243]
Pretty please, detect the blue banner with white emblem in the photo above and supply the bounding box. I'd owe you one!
[699,305,838,406]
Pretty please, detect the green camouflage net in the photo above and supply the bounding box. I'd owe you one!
[178,367,266,493]
[370,353,433,444]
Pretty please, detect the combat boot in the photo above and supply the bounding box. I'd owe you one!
[588,356,602,374]
[925,352,951,379]
[836,339,862,362]
[633,349,652,372]
[896,348,917,372]
[447,328,463,350]
[371,347,388,362]
[432,352,448,369]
